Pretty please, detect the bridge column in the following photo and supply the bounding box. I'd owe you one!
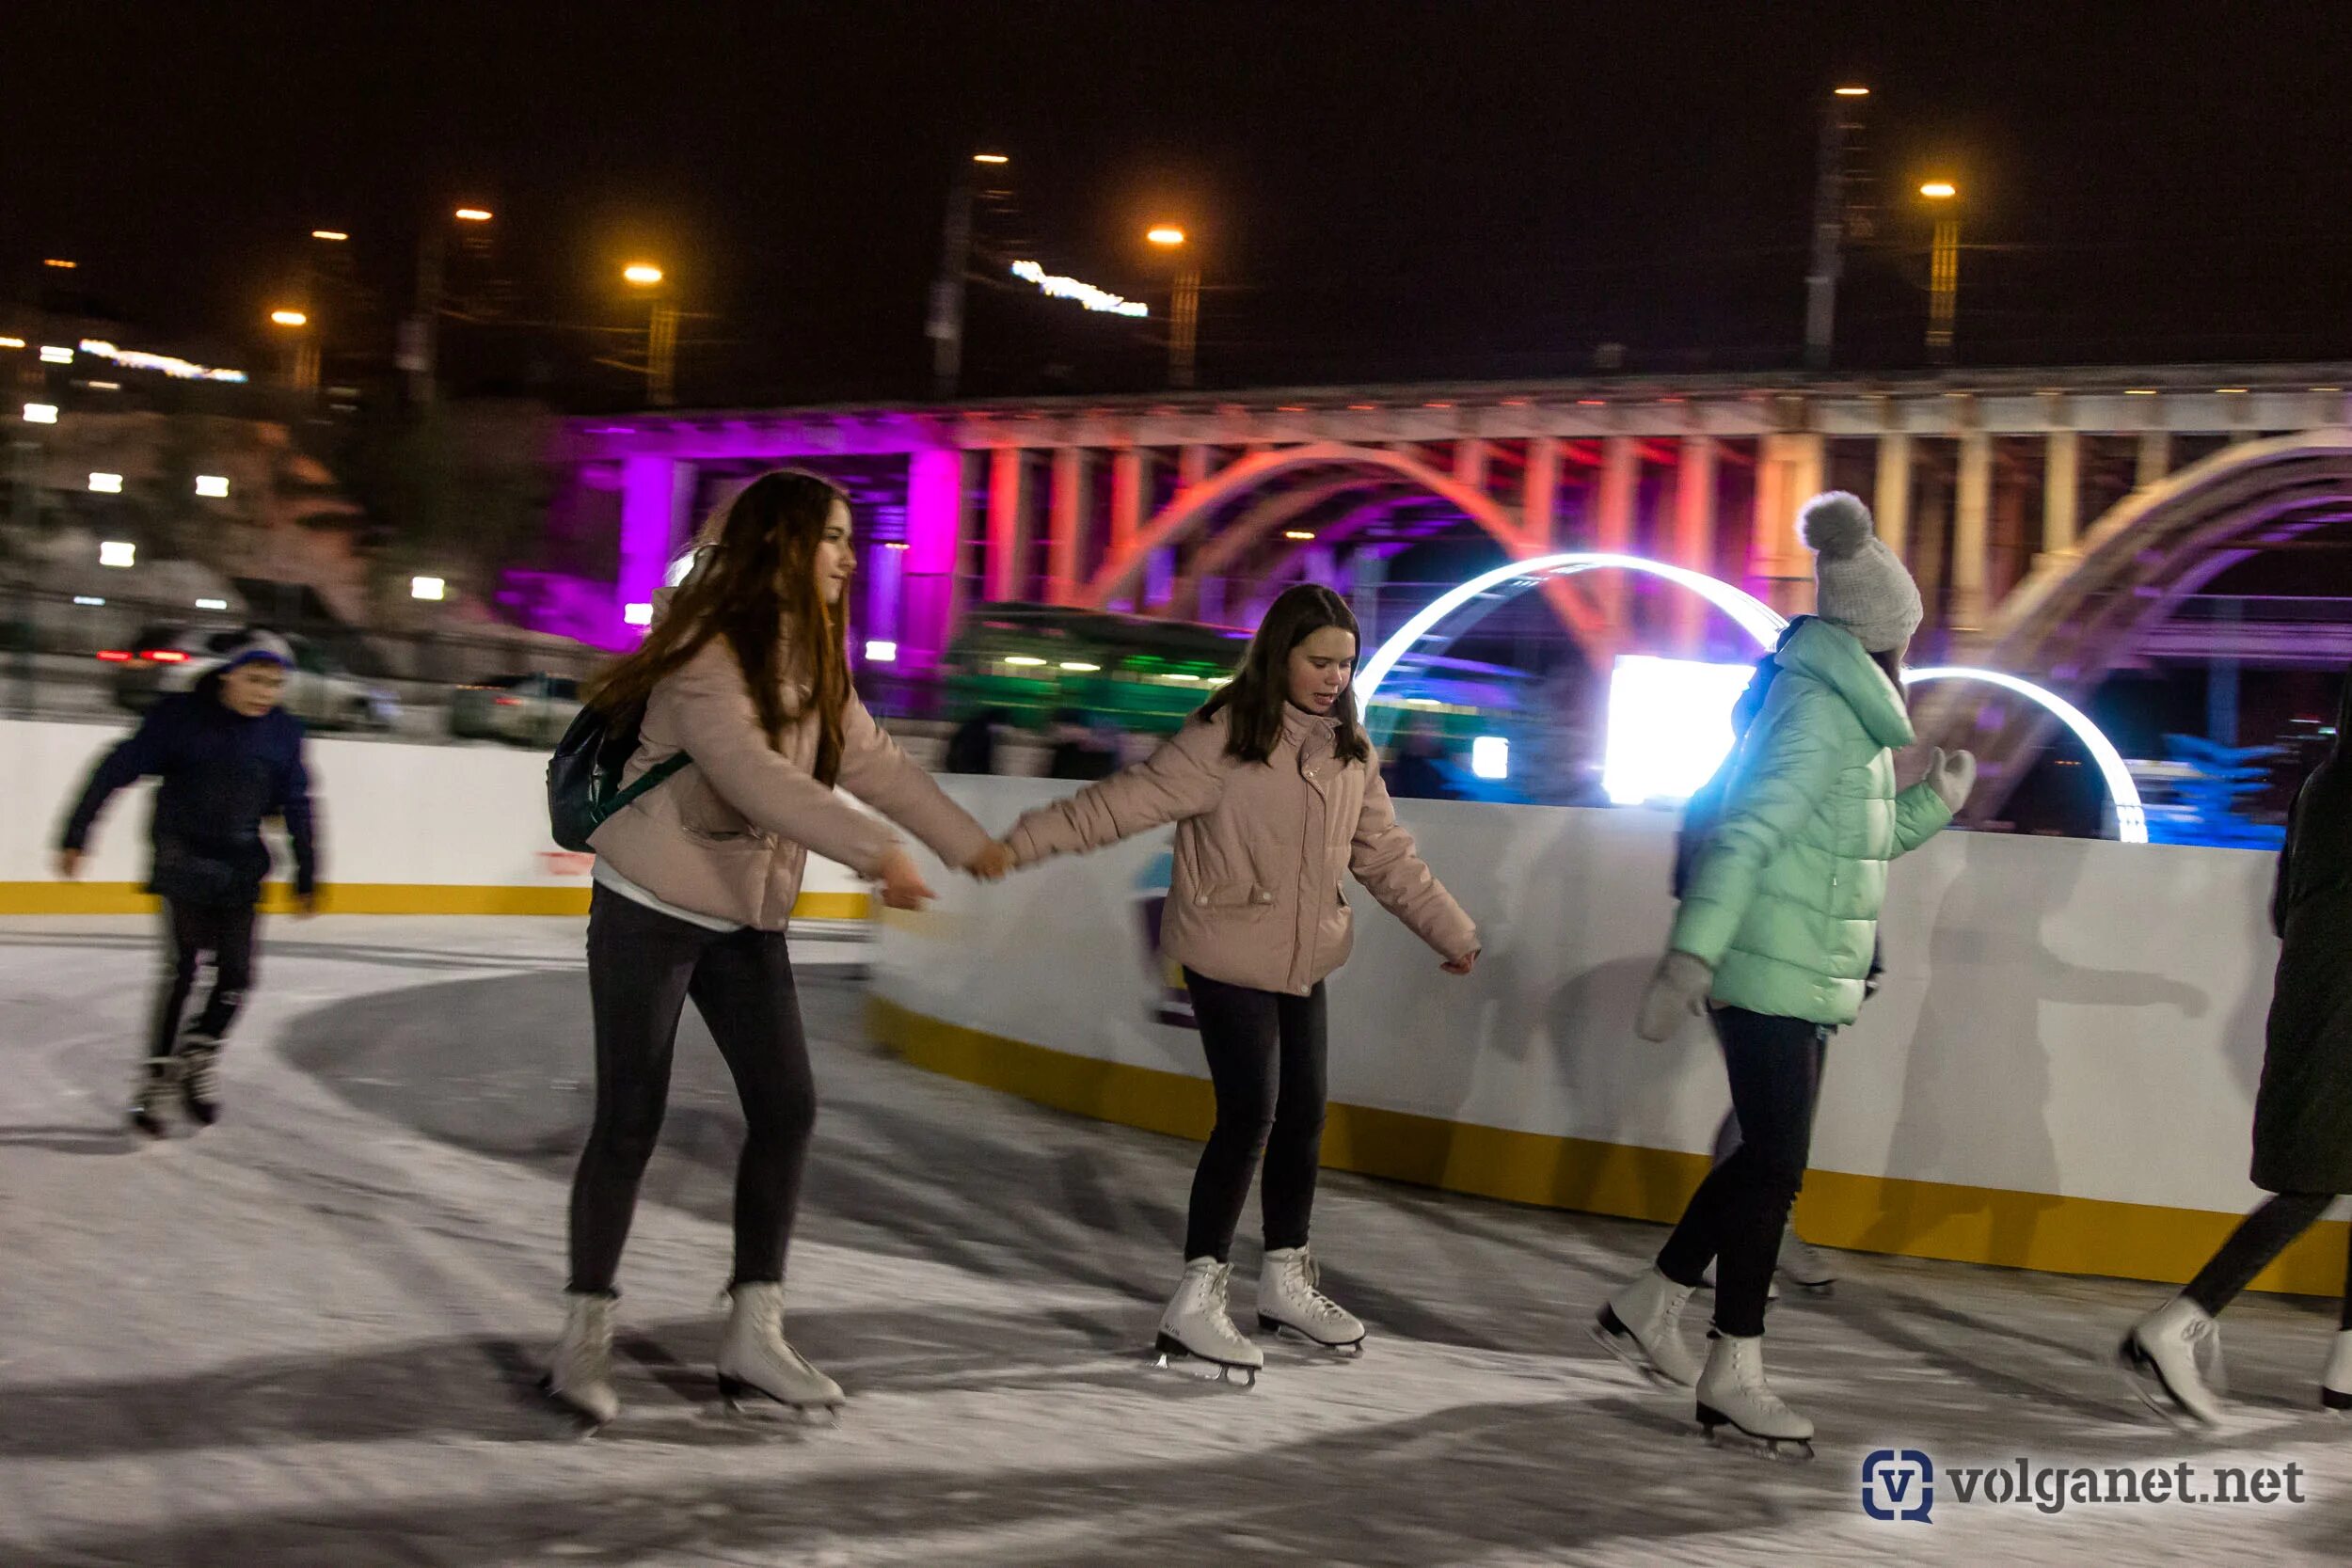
[1106,451,1147,610]
[2042,428,2080,559]
[1452,438,1489,494]
[1046,448,1093,605]
[1521,437,1560,548]
[900,448,969,672]
[1951,430,1993,633]
[1594,436,1638,629]
[2136,429,2170,492]
[1751,434,1823,615]
[1671,436,1717,653]
[617,454,694,630]
[985,447,1033,603]
[1873,431,1913,561]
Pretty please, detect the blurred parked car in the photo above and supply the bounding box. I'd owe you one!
[450,672,583,748]
[106,623,400,732]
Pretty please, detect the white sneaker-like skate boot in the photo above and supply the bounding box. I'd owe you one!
[128,1056,178,1138]
[1258,1244,1366,1352]
[179,1036,223,1127]
[715,1281,845,1414]
[544,1291,620,1426]
[1592,1267,1703,1387]
[1696,1332,1815,1457]
[1156,1258,1264,1384]
[2119,1294,2224,1426]
[1775,1229,1835,1293]
[2321,1330,2352,1412]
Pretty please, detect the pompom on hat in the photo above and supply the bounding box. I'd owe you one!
[216,629,294,673]
[1800,492,1922,654]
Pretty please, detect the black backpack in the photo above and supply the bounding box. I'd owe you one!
[547,700,690,852]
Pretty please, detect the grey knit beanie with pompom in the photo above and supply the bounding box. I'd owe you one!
[1800,492,1922,654]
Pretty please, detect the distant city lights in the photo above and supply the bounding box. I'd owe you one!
[196,597,230,611]
[622,601,654,626]
[23,404,57,424]
[864,639,898,663]
[73,596,105,608]
[79,339,249,383]
[1060,660,1102,673]
[410,576,447,602]
[99,540,135,566]
[972,152,1009,166]
[1283,530,1316,541]
[1004,655,1048,667]
[0,337,22,349]
[1009,260,1149,318]
[89,474,125,496]
[40,346,72,364]
[43,259,76,270]
[195,475,230,498]
[1835,85,1871,97]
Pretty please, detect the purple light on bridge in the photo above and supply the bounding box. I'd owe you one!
[898,449,963,671]
[617,456,690,637]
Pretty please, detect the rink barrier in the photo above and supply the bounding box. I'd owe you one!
[866,994,2347,1297]
[0,881,871,920]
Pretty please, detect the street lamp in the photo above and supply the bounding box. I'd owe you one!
[1920,181,1961,364]
[269,308,318,392]
[930,151,1011,398]
[1804,86,1870,370]
[407,206,496,404]
[624,262,678,407]
[310,230,349,243]
[1147,225,1200,389]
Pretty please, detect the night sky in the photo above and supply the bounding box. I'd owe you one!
[10,1,2351,407]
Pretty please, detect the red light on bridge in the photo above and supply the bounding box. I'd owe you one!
[1276,404,1308,413]
[1577,399,1607,407]
[1423,401,1454,409]
[1499,399,1530,407]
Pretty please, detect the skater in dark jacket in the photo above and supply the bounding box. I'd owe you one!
[2119,662,2352,1424]
[56,630,317,1134]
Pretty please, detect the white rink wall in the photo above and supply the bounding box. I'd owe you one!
[877,776,2323,1278]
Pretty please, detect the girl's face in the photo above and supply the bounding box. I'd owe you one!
[1285,626,1357,714]
[810,499,855,608]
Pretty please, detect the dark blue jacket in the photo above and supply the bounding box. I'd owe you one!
[61,678,318,906]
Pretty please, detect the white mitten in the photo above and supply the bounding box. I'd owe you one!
[1926,746,1977,813]
[1635,951,1713,1041]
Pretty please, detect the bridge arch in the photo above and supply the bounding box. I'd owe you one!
[1079,441,1600,639]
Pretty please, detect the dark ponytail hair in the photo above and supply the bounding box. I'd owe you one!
[1199,583,1371,766]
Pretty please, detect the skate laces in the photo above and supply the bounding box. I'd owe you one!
[1278,1249,1348,1322]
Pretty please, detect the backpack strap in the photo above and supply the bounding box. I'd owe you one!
[597,751,691,817]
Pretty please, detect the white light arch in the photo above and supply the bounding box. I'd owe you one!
[1355,552,2150,844]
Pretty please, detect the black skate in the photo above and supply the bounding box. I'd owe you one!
[179,1037,222,1127]
[129,1057,178,1138]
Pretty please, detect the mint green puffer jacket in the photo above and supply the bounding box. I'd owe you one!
[1669,617,1952,1025]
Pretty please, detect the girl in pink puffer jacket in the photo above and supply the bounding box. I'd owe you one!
[1002,583,1479,1381]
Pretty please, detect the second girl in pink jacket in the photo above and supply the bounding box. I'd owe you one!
[1003,583,1478,1381]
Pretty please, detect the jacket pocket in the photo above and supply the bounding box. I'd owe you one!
[1184,881,1274,912]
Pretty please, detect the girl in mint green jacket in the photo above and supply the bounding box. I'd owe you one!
[1594,493,1974,1455]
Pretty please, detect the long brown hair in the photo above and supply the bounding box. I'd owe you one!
[1200,583,1372,765]
[585,468,854,784]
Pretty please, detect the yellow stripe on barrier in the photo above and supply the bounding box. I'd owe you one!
[0,881,871,921]
[867,994,2347,1298]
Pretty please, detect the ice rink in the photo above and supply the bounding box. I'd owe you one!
[5,915,2350,1566]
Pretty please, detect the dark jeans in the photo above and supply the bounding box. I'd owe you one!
[1657,1006,1827,1338]
[1182,968,1329,1263]
[567,887,818,1296]
[150,898,257,1060]
[2185,1191,2352,1329]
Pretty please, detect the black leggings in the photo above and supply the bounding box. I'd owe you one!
[2185,1191,2352,1328]
[567,887,818,1296]
[151,898,257,1059]
[1657,1006,1826,1338]
[1182,968,1328,1263]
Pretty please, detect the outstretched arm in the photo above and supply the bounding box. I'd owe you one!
[1005,721,1228,865]
[58,708,173,864]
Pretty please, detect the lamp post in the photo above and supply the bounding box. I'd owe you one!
[930,152,1009,399]
[623,262,677,406]
[1920,181,1961,364]
[268,309,318,393]
[405,205,494,405]
[1803,86,1871,371]
[1147,226,1200,389]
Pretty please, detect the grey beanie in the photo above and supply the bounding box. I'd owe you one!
[1801,492,1922,654]
[217,629,294,672]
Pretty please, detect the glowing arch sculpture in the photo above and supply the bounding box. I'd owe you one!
[1355,552,2150,844]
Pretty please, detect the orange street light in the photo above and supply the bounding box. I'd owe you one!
[972,152,1009,166]
[453,207,493,223]
[310,230,349,242]
[1146,226,1186,246]
[623,262,664,287]
[1834,85,1871,97]
[269,309,308,327]
[1920,181,1958,199]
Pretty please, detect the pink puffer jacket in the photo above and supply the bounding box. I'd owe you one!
[1006,705,1477,995]
[591,637,992,930]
